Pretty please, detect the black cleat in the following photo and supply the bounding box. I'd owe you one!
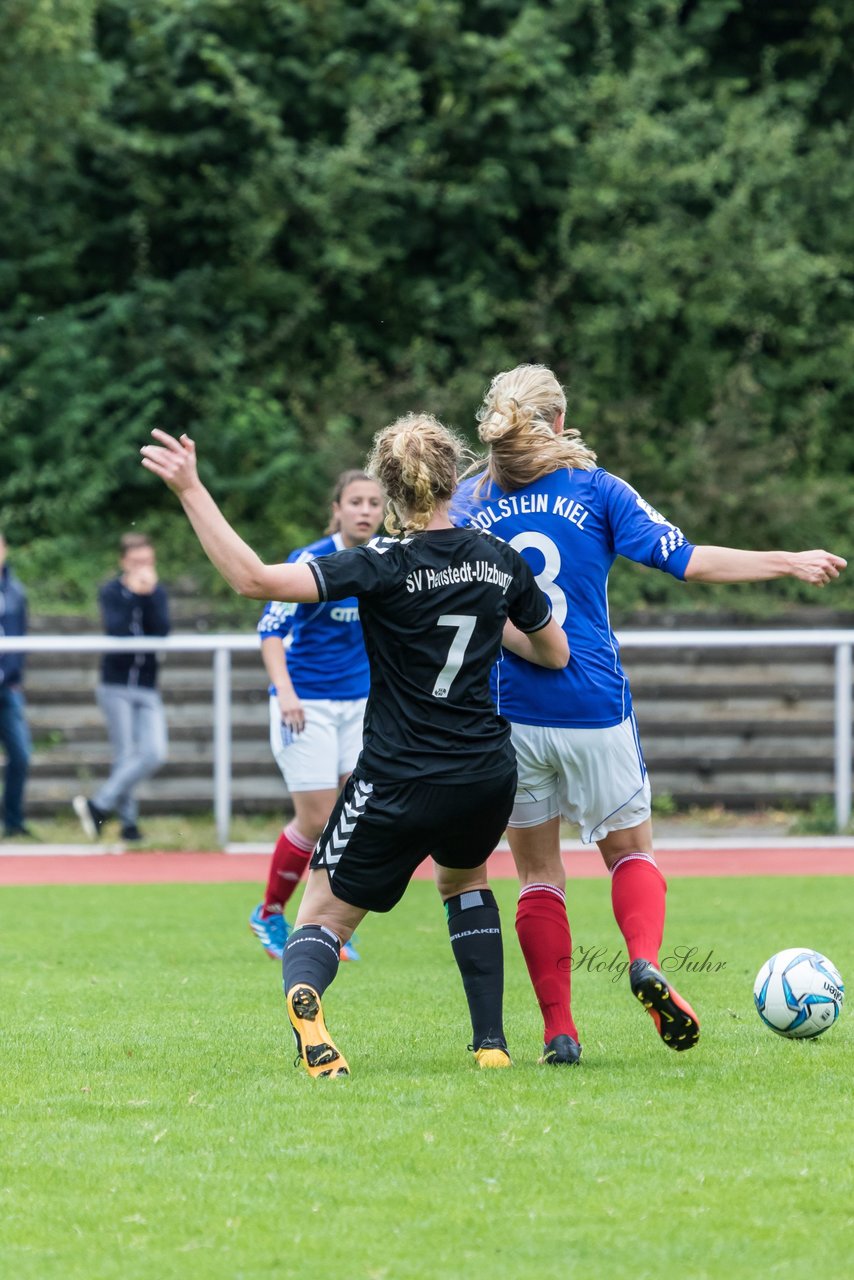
[629,959,700,1051]
[539,1034,582,1066]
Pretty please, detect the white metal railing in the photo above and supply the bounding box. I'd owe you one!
[1,629,853,843]
[0,633,257,847]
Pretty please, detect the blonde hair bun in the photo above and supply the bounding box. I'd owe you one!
[368,414,469,534]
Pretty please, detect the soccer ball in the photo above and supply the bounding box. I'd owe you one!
[753,948,844,1039]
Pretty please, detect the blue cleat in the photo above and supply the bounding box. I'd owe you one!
[249,904,290,960]
[339,936,360,962]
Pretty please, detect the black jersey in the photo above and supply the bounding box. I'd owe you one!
[308,526,552,782]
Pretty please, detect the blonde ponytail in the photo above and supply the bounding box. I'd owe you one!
[476,364,596,493]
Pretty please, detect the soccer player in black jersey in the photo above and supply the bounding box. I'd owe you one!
[142,415,568,1078]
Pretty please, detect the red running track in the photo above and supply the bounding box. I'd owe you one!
[0,845,852,886]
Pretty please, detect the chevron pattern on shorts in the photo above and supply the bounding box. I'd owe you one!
[323,779,374,873]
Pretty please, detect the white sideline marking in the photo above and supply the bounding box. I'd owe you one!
[224,836,854,856]
[0,842,126,857]
[1,837,851,859]
[653,836,854,851]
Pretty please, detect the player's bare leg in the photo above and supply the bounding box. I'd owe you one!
[434,862,512,1068]
[506,819,581,1065]
[282,870,366,1078]
[598,821,699,1050]
[251,788,337,960]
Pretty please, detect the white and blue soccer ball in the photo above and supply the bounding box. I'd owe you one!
[753,948,844,1039]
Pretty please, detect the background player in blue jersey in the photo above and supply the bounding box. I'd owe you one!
[456,362,846,1066]
[249,471,384,962]
[142,417,567,1078]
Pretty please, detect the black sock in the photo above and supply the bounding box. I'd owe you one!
[282,926,341,998]
[445,889,505,1048]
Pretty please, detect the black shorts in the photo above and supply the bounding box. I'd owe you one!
[311,765,517,913]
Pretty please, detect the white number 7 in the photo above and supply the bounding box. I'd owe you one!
[432,614,477,699]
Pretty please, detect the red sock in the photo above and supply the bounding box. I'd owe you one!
[515,884,579,1043]
[610,853,667,964]
[262,822,314,916]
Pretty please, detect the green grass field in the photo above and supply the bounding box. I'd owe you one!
[1,875,851,1280]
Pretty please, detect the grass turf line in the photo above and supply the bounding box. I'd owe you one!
[0,877,851,1280]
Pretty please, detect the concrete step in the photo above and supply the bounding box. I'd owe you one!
[25,732,840,773]
[30,721,271,745]
[24,697,837,735]
[23,671,268,698]
[632,717,834,736]
[632,695,834,719]
[23,765,834,817]
[25,648,263,671]
[26,775,287,815]
[24,652,837,682]
[649,783,832,808]
[28,745,284,772]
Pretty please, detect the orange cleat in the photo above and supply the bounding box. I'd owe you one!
[286,984,350,1078]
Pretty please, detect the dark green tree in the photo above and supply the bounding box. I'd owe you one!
[1,0,852,611]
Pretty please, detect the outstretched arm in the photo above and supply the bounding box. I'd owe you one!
[502,617,569,669]
[140,430,319,602]
[684,546,847,587]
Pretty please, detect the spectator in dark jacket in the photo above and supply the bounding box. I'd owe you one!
[73,533,170,842]
[0,531,34,838]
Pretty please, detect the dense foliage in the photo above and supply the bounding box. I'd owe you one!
[1,0,853,614]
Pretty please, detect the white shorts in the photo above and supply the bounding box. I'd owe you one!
[269,696,366,792]
[508,714,651,844]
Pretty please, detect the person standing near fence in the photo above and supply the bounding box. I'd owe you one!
[0,531,35,839]
[73,533,170,843]
[249,471,384,963]
[455,363,847,1066]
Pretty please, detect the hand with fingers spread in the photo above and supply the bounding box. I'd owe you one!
[139,429,322,603]
[140,430,201,496]
[787,550,848,587]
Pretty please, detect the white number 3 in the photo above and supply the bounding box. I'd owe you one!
[508,532,568,627]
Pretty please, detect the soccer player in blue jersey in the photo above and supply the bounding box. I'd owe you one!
[455,363,846,1065]
[143,417,568,1078]
[249,471,384,962]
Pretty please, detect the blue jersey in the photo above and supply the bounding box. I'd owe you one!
[453,468,695,727]
[257,533,370,701]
